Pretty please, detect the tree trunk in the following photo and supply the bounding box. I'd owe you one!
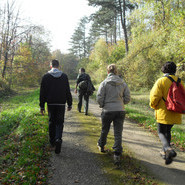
[114,11,117,44]
[118,0,129,54]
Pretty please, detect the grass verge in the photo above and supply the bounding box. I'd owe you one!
[0,89,49,184]
[74,100,163,185]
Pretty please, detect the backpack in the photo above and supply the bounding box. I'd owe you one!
[86,80,95,96]
[162,76,185,114]
[78,80,88,91]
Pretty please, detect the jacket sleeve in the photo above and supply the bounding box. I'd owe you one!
[123,83,131,104]
[39,76,46,109]
[66,76,72,107]
[96,82,105,108]
[150,79,163,110]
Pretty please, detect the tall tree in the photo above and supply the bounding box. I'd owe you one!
[69,16,89,59]
[88,0,136,54]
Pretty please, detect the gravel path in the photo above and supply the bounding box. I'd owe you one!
[48,95,185,185]
[47,109,110,185]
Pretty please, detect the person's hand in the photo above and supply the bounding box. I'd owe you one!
[67,107,72,111]
[40,109,45,115]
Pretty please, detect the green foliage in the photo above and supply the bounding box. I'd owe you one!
[107,40,126,64]
[88,38,109,83]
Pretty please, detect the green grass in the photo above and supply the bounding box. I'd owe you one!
[0,89,49,184]
[74,100,163,185]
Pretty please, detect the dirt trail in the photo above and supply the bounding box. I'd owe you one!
[88,98,185,185]
[48,109,110,185]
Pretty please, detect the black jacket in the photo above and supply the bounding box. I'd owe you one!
[39,71,72,109]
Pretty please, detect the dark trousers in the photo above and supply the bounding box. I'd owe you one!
[78,91,89,115]
[98,111,125,155]
[48,105,65,144]
[158,123,174,152]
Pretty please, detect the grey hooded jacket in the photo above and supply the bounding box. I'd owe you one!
[97,73,130,111]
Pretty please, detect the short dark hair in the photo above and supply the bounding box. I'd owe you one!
[161,62,176,74]
[80,68,85,73]
[51,59,59,68]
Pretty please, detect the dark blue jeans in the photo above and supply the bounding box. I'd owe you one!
[158,123,174,152]
[78,90,89,115]
[98,111,125,155]
[48,105,65,144]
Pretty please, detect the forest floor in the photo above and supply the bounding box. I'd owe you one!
[48,93,185,185]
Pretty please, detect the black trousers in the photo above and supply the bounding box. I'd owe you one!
[78,91,89,115]
[48,105,65,144]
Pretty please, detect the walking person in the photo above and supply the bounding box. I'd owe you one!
[150,61,184,165]
[96,64,130,164]
[75,68,94,115]
[40,59,72,154]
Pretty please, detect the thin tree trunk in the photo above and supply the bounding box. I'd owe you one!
[114,12,117,44]
[118,0,129,54]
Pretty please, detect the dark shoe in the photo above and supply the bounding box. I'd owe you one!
[97,143,105,153]
[171,150,177,158]
[165,149,175,165]
[55,139,62,154]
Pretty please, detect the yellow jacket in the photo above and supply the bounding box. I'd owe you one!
[150,75,182,125]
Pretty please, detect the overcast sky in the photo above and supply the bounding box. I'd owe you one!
[14,0,96,53]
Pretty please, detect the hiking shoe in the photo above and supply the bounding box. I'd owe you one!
[165,148,175,165]
[171,150,177,158]
[114,154,121,165]
[97,143,105,153]
[55,139,62,154]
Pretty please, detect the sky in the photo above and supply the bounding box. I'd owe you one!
[15,0,96,53]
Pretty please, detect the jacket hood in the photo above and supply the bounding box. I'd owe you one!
[48,68,62,78]
[105,73,124,86]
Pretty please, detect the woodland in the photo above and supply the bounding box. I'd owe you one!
[0,0,185,93]
[1,1,185,184]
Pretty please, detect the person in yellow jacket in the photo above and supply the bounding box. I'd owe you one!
[150,61,183,165]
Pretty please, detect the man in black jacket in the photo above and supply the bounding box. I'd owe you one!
[40,59,72,154]
[75,68,93,115]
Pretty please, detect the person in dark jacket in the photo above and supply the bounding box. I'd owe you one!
[40,59,72,154]
[75,68,92,115]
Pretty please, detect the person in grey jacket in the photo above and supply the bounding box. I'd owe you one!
[97,64,130,164]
